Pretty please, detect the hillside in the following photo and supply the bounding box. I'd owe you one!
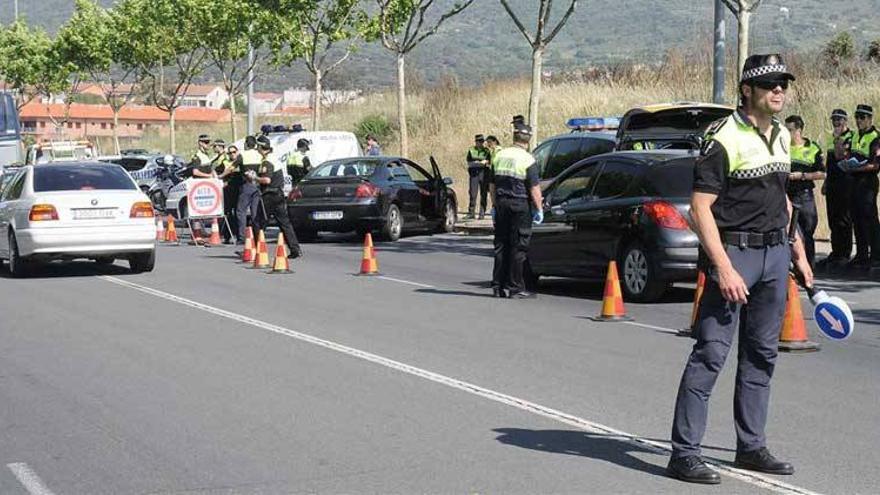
[3,0,879,90]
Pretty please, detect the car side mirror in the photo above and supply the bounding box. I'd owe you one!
[443,177,453,185]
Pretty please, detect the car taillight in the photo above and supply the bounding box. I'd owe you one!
[130,201,155,218]
[288,187,303,202]
[355,182,380,199]
[29,204,59,221]
[643,200,688,230]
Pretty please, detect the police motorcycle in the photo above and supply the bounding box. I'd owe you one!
[146,155,188,213]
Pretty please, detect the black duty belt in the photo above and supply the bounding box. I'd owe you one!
[721,229,786,248]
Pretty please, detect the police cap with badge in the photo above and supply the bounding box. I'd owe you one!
[740,53,795,86]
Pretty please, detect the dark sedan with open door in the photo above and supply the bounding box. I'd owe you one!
[286,156,457,241]
[528,150,700,302]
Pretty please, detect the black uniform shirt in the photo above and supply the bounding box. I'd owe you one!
[258,158,284,193]
[826,129,853,181]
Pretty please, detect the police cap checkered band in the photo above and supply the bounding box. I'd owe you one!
[474,134,485,141]
[741,54,795,82]
[855,104,873,116]
[198,134,211,142]
[831,109,848,119]
[256,135,271,149]
[513,123,532,136]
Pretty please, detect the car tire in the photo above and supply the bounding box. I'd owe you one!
[7,231,32,278]
[381,204,402,242]
[438,199,457,233]
[524,258,540,291]
[129,250,155,273]
[619,241,668,303]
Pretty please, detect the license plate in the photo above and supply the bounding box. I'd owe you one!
[312,210,343,220]
[73,208,115,220]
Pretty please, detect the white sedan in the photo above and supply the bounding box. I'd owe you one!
[0,163,157,277]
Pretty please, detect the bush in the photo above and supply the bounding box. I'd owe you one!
[868,39,880,63]
[355,113,393,145]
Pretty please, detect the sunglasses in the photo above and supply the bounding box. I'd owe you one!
[752,79,789,91]
[856,114,871,120]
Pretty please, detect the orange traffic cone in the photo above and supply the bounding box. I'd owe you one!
[779,276,821,353]
[678,270,707,338]
[589,261,631,321]
[239,227,255,263]
[251,229,270,269]
[268,232,292,274]
[164,214,179,244]
[207,218,222,246]
[357,232,379,275]
[155,216,165,242]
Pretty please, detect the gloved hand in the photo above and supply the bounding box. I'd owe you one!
[532,209,543,225]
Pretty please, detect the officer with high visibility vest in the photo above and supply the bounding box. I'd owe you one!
[235,135,265,243]
[190,134,217,178]
[466,134,492,219]
[215,140,239,244]
[819,109,855,269]
[845,104,880,269]
[784,115,824,267]
[256,136,302,258]
[286,138,312,185]
[667,54,810,485]
[488,123,543,299]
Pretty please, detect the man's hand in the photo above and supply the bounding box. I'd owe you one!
[794,255,814,288]
[532,209,543,225]
[717,264,749,304]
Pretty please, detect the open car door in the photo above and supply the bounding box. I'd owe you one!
[429,156,448,218]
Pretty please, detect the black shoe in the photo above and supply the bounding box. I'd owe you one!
[288,249,303,260]
[734,447,794,475]
[492,287,508,298]
[508,291,537,299]
[666,456,721,485]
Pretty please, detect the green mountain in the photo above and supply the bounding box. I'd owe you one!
[3,0,878,90]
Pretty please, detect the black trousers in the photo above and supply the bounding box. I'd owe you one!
[262,191,301,256]
[492,196,532,293]
[825,176,853,260]
[849,174,880,261]
[468,166,489,215]
[237,183,263,240]
[222,184,240,241]
[789,189,818,267]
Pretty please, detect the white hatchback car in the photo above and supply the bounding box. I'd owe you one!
[0,163,157,277]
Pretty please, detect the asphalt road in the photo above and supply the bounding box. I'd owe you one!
[1,231,878,494]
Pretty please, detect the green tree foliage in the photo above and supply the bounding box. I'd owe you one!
[866,39,880,63]
[824,31,856,67]
[0,21,56,110]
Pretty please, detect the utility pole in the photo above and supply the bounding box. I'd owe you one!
[13,0,19,21]
[712,0,726,104]
[246,44,255,135]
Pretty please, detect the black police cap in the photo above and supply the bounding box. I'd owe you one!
[511,115,525,125]
[296,138,311,149]
[198,134,211,143]
[513,123,532,137]
[855,104,873,117]
[256,135,272,150]
[474,134,485,141]
[741,53,795,83]
[831,109,848,119]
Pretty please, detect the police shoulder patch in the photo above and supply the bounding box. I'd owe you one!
[704,117,728,137]
[700,139,718,157]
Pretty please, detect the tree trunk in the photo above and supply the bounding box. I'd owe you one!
[736,11,750,81]
[229,90,238,141]
[396,53,408,157]
[312,69,323,132]
[527,46,544,150]
[112,108,121,155]
[169,107,176,154]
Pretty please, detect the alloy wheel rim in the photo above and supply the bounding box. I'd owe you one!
[446,202,455,229]
[390,208,401,236]
[624,249,647,293]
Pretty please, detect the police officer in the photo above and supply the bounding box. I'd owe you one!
[489,123,543,299]
[667,54,811,485]
[784,115,824,267]
[846,104,880,269]
[191,134,216,178]
[466,134,492,219]
[286,138,312,185]
[819,109,855,269]
[256,135,302,258]
[236,135,264,243]
[216,142,239,244]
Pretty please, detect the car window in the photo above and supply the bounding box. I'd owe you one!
[543,138,582,180]
[33,165,136,192]
[532,141,554,178]
[580,138,615,160]
[549,162,601,206]
[309,159,379,178]
[1,170,26,201]
[118,158,148,172]
[591,160,642,200]
[388,162,414,182]
[403,162,431,182]
[643,158,695,197]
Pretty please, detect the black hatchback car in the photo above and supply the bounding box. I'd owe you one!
[528,150,699,302]
[287,156,456,241]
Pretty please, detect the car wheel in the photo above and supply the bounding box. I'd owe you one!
[619,241,668,303]
[524,258,540,291]
[438,199,457,233]
[381,204,402,241]
[129,250,155,273]
[95,257,115,266]
[7,231,31,278]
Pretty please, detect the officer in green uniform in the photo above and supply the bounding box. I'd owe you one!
[489,123,543,299]
[213,140,238,243]
[236,136,264,243]
[784,115,824,267]
[466,134,492,219]
[256,135,302,259]
[845,104,880,268]
[667,54,811,485]
[286,138,312,185]
[819,109,855,269]
[190,134,216,178]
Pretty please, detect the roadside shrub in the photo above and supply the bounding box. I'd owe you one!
[355,113,393,145]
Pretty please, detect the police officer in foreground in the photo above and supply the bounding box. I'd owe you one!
[667,54,811,485]
[784,115,824,267]
[236,136,264,243]
[846,104,880,269]
[818,109,855,269]
[286,138,312,185]
[489,123,543,299]
[256,136,302,259]
[191,134,217,178]
[466,134,492,219]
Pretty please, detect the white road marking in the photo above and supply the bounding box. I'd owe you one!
[7,463,56,495]
[101,276,821,495]
[375,275,435,289]
[623,321,682,335]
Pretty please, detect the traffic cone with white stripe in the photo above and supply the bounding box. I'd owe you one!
[268,232,292,274]
[678,270,706,338]
[207,218,222,246]
[589,261,631,321]
[779,276,821,353]
[251,229,270,269]
[240,226,255,263]
[156,216,165,242]
[164,214,179,244]
[357,232,379,275]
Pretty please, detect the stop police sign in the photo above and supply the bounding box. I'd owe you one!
[185,179,224,219]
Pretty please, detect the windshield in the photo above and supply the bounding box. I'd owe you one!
[308,159,380,178]
[34,165,137,192]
